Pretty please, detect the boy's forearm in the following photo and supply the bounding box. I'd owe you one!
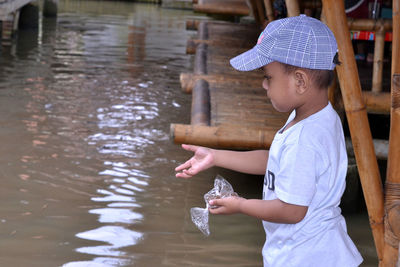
[212,149,268,175]
[238,198,308,224]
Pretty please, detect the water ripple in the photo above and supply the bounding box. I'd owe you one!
[75,226,143,256]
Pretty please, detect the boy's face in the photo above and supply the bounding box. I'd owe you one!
[262,62,299,113]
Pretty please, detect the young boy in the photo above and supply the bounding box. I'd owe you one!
[175,15,363,266]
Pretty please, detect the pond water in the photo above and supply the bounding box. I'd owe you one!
[0,1,377,266]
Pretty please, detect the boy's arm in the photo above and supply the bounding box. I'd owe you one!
[213,149,268,175]
[209,197,308,224]
[175,144,268,178]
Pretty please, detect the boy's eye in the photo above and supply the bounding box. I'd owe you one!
[264,75,272,80]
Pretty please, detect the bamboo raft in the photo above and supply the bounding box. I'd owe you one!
[171,0,400,265]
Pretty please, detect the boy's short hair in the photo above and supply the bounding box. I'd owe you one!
[230,15,338,72]
[279,62,335,89]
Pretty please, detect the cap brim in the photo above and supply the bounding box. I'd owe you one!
[230,47,273,71]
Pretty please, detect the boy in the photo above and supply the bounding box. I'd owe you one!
[175,15,363,266]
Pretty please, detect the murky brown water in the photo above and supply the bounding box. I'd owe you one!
[0,1,378,266]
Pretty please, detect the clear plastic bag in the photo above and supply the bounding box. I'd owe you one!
[190,175,238,236]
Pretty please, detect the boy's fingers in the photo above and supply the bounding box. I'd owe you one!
[176,169,196,179]
[175,160,191,172]
[181,144,199,152]
[209,199,223,207]
[209,204,224,214]
[175,172,193,179]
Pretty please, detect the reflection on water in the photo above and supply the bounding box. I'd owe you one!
[0,1,377,266]
[76,226,143,256]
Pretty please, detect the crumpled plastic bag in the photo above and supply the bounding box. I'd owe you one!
[190,175,238,236]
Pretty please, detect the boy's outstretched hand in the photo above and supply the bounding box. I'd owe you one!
[175,144,215,178]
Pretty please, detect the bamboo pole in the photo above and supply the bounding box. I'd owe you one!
[391,2,400,88]
[382,0,400,265]
[198,20,208,41]
[347,18,392,31]
[285,0,300,17]
[194,43,207,75]
[372,28,385,93]
[363,91,391,114]
[191,79,210,125]
[322,0,385,262]
[263,0,274,22]
[382,75,400,267]
[248,0,261,25]
[170,123,277,149]
[255,0,266,26]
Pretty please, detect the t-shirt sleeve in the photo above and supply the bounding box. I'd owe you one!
[274,143,318,206]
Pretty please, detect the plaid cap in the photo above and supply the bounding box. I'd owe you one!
[230,15,338,71]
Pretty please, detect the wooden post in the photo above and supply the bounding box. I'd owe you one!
[191,79,210,125]
[347,18,392,31]
[363,91,391,114]
[382,75,400,267]
[255,0,266,26]
[263,0,274,22]
[382,0,400,265]
[391,2,400,84]
[285,0,300,17]
[248,0,261,25]
[322,0,385,262]
[18,3,39,29]
[1,13,16,46]
[372,28,385,93]
[43,0,58,17]
[194,43,207,75]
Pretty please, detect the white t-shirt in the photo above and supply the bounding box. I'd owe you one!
[262,103,363,267]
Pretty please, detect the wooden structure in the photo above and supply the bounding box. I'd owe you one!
[171,0,400,265]
[171,19,289,149]
[0,0,57,45]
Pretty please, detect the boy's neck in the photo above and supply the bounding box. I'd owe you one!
[287,88,329,130]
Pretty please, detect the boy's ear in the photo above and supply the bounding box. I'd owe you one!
[294,70,309,94]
